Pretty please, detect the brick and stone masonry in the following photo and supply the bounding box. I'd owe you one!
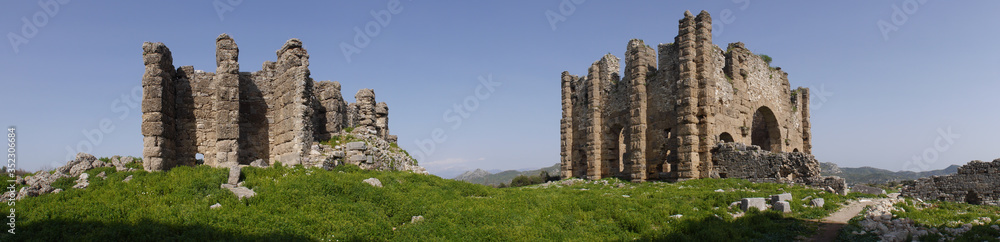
[141,34,394,170]
[560,11,815,182]
[902,159,1000,206]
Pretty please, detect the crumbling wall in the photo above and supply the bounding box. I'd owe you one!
[560,10,813,182]
[140,34,397,171]
[902,159,1000,205]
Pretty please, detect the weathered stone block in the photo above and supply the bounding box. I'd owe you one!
[772,201,791,213]
[770,193,792,204]
[810,198,824,207]
[740,198,767,212]
[346,142,366,150]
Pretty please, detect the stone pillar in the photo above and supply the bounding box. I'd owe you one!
[624,39,655,182]
[355,89,377,133]
[213,34,241,166]
[673,11,701,180]
[315,81,345,141]
[271,38,314,166]
[141,42,177,171]
[586,62,604,180]
[694,10,716,178]
[560,71,575,178]
[799,88,812,154]
[375,102,389,139]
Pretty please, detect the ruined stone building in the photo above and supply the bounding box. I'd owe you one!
[560,11,813,182]
[902,159,1000,206]
[141,34,395,171]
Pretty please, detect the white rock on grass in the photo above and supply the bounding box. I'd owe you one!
[363,178,383,188]
[210,203,222,209]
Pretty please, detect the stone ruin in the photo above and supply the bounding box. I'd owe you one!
[560,11,816,183]
[141,34,421,173]
[902,159,1000,206]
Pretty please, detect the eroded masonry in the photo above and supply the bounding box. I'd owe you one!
[141,34,396,170]
[560,11,817,182]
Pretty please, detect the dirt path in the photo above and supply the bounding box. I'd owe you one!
[808,199,880,242]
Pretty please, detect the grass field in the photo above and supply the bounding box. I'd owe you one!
[3,164,868,241]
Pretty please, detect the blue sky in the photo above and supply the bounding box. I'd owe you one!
[1,1,997,178]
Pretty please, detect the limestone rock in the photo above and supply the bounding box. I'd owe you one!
[210,203,222,209]
[810,198,825,207]
[72,173,90,189]
[410,215,424,223]
[363,178,383,188]
[97,171,107,180]
[228,165,241,185]
[250,159,268,168]
[773,201,791,213]
[346,142,366,150]
[770,193,792,204]
[740,198,767,212]
[123,175,133,182]
[221,184,256,200]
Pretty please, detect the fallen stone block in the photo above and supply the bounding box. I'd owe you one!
[346,142,367,151]
[810,198,825,207]
[773,201,791,213]
[771,193,792,204]
[740,198,767,212]
[228,165,241,185]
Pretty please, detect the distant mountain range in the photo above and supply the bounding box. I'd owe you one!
[454,162,960,186]
[454,164,560,186]
[820,162,959,185]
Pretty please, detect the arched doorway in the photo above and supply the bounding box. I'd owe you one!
[719,132,734,143]
[751,106,781,152]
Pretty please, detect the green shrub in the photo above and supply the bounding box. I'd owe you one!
[758,54,772,65]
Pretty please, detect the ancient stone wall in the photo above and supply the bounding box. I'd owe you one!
[902,159,1000,206]
[560,11,812,182]
[140,34,396,170]
[711,142,845,194]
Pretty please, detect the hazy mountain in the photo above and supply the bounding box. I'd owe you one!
[820,162,959,185]
[454,164,560,186]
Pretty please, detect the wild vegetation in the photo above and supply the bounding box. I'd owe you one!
[0,163,881,241]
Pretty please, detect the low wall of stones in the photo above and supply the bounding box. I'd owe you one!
[902,159,1000,205]
[711,142,846,194]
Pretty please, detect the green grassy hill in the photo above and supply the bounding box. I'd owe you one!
[453,163,560,186]
[4,164,872,241]
[820,162,959,185]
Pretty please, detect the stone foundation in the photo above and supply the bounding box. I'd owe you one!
[902,159,1000,205]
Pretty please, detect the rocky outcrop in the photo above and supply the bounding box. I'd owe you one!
[11,153,141,200]
[304,130,426,174]
[901,159,1000,205]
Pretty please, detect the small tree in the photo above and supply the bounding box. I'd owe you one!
[758,54,773,65]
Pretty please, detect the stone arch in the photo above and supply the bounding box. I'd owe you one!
[792,148,799,153]
[719,132,734,143]
[751,106,781,152]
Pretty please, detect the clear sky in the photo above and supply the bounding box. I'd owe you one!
[1,1,997,178]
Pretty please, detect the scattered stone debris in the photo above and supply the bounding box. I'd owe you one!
[228,165,241,185]
[72,173,90,189]
[249,159,268,168]
[221,165,255,199]
[410,215,424,223]
[210,203,222,209]
[97,171,107,180]
[123,175,133,183]
[772,201,791,213]
[670,214,683,219]
[714,189,725,192]
[364,178,383,188]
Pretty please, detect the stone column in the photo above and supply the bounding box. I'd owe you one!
[375,102,389,139]
[694,10,716,178]
[213,34,240,166]
[624,39,655,182]
[673,11,701,180]
[141,42,177,171]
[355,89,377,133]
[560,71,575,178]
